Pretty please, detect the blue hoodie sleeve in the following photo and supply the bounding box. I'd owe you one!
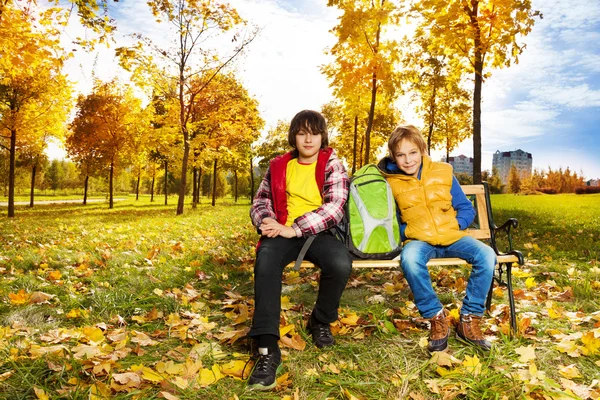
[451,176,476,230]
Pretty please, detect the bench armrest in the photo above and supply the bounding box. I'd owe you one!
[491,218,523,263]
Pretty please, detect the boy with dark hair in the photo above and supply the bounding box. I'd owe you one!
[247,110,352,390]
[378,125,497,353]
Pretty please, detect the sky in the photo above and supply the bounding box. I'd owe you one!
[49,0,600,180]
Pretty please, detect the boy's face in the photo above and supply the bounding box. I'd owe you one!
[393,139,422,177]
[296,128,322,163]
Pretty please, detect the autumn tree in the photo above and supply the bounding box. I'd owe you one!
[0,3,71,217]
[414,0,541,183]
[117,0,257,215]
[323,99,399,172]
[508,163,521,193]
[400,35,472,156]
[482,166,504,194]
[324,0,402,166]
[188,73,262,206]
[68,79,142,208]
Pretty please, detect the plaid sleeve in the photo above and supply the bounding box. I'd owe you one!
[292,153,349,237]
[250,167,277,228]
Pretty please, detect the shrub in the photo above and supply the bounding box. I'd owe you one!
[575,186,600,194]
[539,187,557,194]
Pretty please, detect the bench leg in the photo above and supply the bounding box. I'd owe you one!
[486,262,517,337]
[505,262,517,335]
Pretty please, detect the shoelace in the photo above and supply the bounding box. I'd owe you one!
[430,314,448,338]
[313,323,332,340]
[242,352,275,379]
[462,316,484,340]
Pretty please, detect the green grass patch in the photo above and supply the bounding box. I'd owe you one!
[1,194,599,399]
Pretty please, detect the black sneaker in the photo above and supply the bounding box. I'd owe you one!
[307,317,335,348]
[247,347,281,391]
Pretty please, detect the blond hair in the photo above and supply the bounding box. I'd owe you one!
[387,125,427,157]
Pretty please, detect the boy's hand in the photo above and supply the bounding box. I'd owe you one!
[260,219,297,238]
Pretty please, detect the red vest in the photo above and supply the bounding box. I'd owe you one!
[269,147,332,225]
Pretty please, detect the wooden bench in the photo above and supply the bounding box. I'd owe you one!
[293,182,523,334]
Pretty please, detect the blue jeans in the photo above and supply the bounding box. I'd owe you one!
[401,236,496,318]
[249,233,352,338]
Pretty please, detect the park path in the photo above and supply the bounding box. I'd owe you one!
[0,198,127,206]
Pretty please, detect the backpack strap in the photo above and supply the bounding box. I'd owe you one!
[293,235,316,271]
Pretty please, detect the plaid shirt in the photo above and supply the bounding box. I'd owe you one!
[250,149,349,237]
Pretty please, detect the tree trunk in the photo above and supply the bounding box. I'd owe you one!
[234,170,238,202]
[196,167,202,204]
[7,128,16,217]
[352,115,358,174]
[192,167,198,209]
[211,159,217,206]
[135,171,141,201]
[364,21,381,165]
[249,156,255,198]
[109,161,114,209]
[470,0,483,184]
[150,172,155,202]
[29,162,36,208]
[177,136,189,215]
[164,160,168,206]
[83,175,89,205]
[427,85,438,154]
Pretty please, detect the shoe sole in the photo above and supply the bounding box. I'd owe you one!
[455,332,492,352]
[246,364,282,391]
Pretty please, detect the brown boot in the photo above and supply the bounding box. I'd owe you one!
[427,309,449,352]
[456,314,492,351]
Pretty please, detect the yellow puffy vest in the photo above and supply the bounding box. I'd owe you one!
[384,155,465,246]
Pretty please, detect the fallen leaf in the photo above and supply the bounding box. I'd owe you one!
[515,345,536,363]
[558,364,582,379]
[8,289,30,305]
[33,387,49,400]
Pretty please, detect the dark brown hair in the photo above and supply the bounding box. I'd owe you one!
[288,110,328,149]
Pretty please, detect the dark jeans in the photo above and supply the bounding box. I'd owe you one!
[249,233,352,338]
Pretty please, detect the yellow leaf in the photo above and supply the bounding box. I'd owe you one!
[558,364,582,379]
[8,289,30,305]
[525,277,536,289]
[33,387,49,400]
[279,324,295,337]
[512,267,531,278]
[515,345,536,363]
[83,327,105,344]
[156,361,184,376]
[66,309,88,319]
[47,270,62,281]
[340,313,359,326]
[131,366,164,383]
[582,331,600,354]
[198,365,223,387]
[220,360,247,378]
[462,355,481,375]
[281,296,292,310]
[343,388,364,400]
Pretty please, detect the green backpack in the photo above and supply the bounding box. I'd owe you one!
[339,164,402,259]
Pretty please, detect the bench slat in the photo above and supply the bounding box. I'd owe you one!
[292,254,519,270]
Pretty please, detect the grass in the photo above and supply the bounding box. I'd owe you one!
[1,193,599,399]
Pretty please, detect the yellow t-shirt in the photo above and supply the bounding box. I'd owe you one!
[285,159,321,226]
